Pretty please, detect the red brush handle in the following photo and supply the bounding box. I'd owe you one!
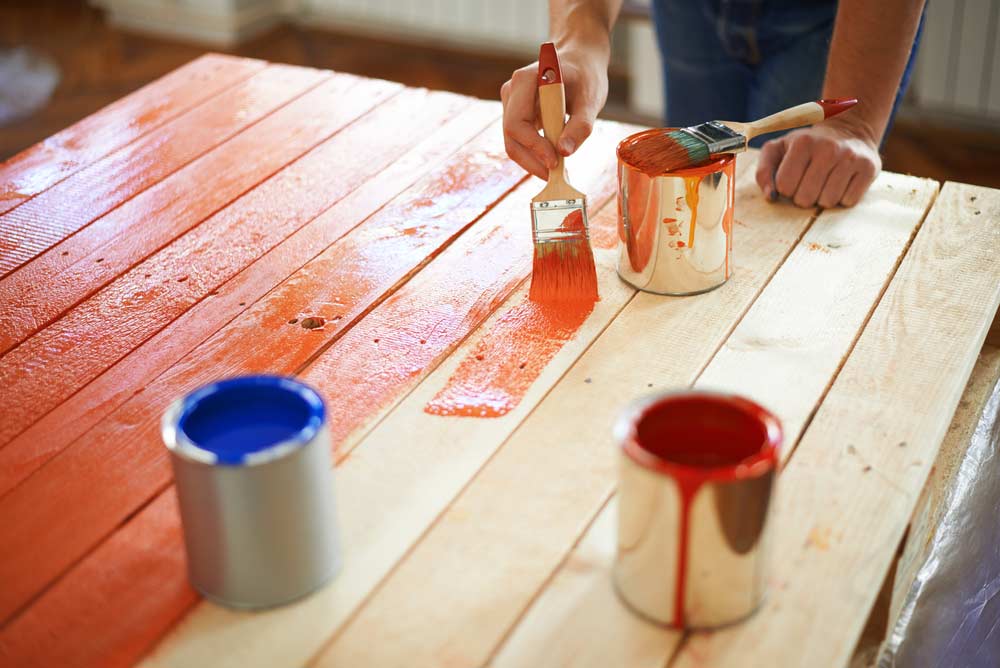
[818,97,859,119]
[537,42,562,87]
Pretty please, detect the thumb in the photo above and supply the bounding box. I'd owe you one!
[756,137,788,201]
[557,111,596,157]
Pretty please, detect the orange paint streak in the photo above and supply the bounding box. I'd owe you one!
[425,296,594,417]
[0,55,264,219]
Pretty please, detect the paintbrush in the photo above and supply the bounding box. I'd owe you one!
[528,42,598,303]
[624,98,859,175]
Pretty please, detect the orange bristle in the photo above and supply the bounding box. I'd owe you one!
[618,129,710,174]
[529,208,598,302]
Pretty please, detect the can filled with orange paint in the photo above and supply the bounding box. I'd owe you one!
[162,375,342,609]
[616,130,736,295]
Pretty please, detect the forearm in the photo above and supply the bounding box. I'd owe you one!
[549,0,623,56]
[822,0,925,144]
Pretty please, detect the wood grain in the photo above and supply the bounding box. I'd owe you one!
[141,124,632,668]
[671,182,1000,667]
[0,73,401,450]
[0,122,523,630]
[0,99,500,498]
[490,172,938,668]
[0,54,264,219]
[0,64,332,352]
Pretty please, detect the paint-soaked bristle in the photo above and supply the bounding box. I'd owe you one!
[529,238,598,303]
[622,130,711,174]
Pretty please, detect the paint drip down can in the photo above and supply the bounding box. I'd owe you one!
[616,131,735,295]
[162,375,343,609]
[613,390,782,629]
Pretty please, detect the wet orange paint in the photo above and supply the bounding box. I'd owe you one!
[425,294,594,417]
[684,176,700,248]
[528,208,598,303]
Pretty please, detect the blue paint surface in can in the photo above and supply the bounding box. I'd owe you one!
[176,375,325,465]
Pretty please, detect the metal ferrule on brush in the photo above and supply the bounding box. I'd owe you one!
[679,121,746,154]
[531,199,591,243]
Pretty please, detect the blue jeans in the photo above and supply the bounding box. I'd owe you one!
[650,0,923,147]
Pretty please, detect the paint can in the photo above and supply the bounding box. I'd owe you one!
[613,390,782,629]
[616,130,735,295]
[162,375,343,609]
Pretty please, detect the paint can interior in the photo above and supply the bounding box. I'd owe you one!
[616,130,736,295]
[162,375,343,609]
[613,390,781,629]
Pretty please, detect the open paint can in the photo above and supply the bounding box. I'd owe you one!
[613,390,782,629]
[616,130,736,295]
[162,375,342,609]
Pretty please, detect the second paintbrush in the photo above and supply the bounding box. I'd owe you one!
[528,42,598,303]
[626,98,859,175]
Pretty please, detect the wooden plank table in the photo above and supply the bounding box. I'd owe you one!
[1,55,997,668]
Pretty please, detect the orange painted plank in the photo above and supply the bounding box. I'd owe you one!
[0,95,497,497]
[0,65,345,355]
[0,73,402,449]
[0,64,329,304]
[0,124,523,628]
[0,54,264,218]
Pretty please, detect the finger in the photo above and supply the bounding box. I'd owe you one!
[756,137,787,201]
[792,154,835,208]
[504,72,558,169]
[817,160,854,208]
[773,135,813,200]
[505,137,549,180]
[841,158,878,207]
[557,112,595,156]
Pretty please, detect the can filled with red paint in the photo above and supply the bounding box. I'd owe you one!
[616,131,736,295]
[162,375,342,609]
[613,390,781,629]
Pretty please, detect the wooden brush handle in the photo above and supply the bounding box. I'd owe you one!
[741,98,858,142]
[534,42,582,200]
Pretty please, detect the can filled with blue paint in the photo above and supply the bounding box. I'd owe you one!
[162,375,342,609]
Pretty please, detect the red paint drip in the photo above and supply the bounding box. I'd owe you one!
[817,97,858,118]
[622,393,782,627]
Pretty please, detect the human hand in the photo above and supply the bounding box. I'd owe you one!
[500,45,609,179]
[755,118,881,208]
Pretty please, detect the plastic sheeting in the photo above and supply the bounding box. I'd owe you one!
[880,378,1000,667]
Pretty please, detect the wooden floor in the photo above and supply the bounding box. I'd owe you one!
[2,0,999,189]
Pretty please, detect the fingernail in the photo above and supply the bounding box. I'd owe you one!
[559,138,575,155]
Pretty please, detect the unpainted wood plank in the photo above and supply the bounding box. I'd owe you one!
[0,64,331,349]
[885,344,1000,643]
[142,125,634,668]
[0,74,404,451]
[0,125,524,626]
[671,182,1000,668]
[483,171,938,668]
[308,154,822,668]
[0,54,264,218]
[0,99,500,499]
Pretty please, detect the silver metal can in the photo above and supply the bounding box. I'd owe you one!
[613,390,782,628]
[162,375,343,609]
[616,130,735,295]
